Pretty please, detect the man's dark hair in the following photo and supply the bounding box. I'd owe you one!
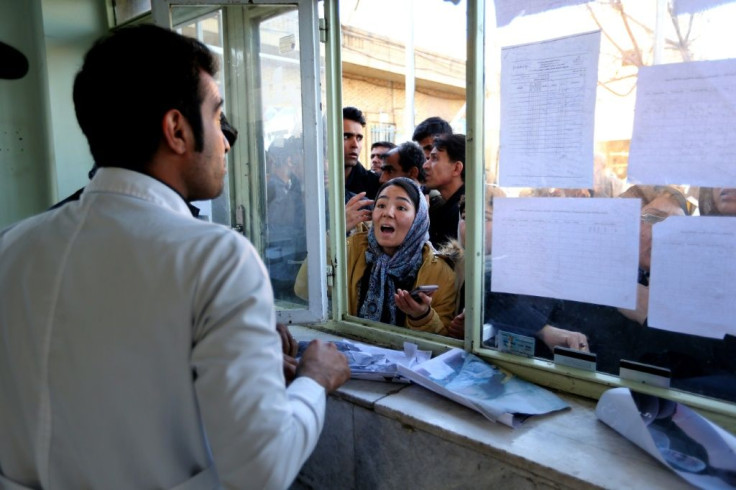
[433,133,466,182]
[389,141,426,183]
[73,24,218,170]
[343,106,366,126]
[371,141,395,151]
[412,116,452,142]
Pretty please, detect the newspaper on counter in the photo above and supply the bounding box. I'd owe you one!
[597,388,736,489]
[397,348,569,428]
[297,339,432,382]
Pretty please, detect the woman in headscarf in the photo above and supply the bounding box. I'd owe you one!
[347,177,456,335]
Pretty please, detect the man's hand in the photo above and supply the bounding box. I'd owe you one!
[345,192,373,231]
[447,310,465,339]
[283,354,298,385]
[276,322,298,357]
[537,324,589,353]
[297,340,350,393]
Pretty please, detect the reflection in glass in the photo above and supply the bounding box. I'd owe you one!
[259,9,308,306]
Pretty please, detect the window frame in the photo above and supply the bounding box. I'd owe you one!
[319,0,736,432]
[148,0,736,431]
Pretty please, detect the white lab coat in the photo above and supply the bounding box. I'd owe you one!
[0,168,325,490]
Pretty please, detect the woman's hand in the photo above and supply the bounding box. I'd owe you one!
[395,288,434,321]
[345,192,374,231]
[447,309,465,339]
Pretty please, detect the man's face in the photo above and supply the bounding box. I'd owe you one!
[343,119,364,169]
[423,146,460,191]
[379,150,411,184]
[370,145,391,174]
[184,72,230,201]
[416,135,434,160]
[639,194,685,271]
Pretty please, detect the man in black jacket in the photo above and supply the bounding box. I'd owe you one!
[343,106,379,199]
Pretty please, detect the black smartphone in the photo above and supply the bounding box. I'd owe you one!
[409,285,439,302]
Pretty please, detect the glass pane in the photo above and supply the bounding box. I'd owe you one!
[113,0,151,25]
[259,8,309,308]
[339,0,466,335]
[480,1,736,403]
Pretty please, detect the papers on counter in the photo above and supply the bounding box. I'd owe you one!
[398,348,569,429]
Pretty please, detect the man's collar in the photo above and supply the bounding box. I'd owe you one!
[85,167,196,218]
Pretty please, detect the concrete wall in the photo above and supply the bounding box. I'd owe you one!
[293,395,563,490]
[0,0,54,228]
[0,0,107,229]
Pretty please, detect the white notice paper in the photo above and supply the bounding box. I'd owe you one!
[628,59,736,188]
[673,0,731,15]
[491,197,640,308]
[648,217,736,339]
[499,31,600,189]
[493,0,591,27]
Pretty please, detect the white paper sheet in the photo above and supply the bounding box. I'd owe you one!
[493,0,591,27]
[499,31,600,189]
[648,216,736,339]
[627,59,736,188]
[673,0,731,15]
[597,387,736,489]
[491,197,640,308]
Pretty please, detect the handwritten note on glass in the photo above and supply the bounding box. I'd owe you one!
[491,197,640,308]
[648,216,736,339]
[628,59,736,188]
[498,31,600,189]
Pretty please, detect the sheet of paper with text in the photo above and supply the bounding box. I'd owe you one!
[648,216,736,338]
[627,58,736,187]
[499,31,600,189]
[493,0,591,27]
[491,197,640,308]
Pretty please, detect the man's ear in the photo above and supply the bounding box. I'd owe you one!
[454,161,464,177]
[161,109,189,155]
[409,166,419,180]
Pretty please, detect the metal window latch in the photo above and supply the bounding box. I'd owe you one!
[233,204,245,233]
[326,264,334,287]
[319,18,326,44]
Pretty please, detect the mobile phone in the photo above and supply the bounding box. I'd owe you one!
[409,285,439,302]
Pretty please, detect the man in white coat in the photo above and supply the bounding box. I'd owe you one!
[0,24,349,489]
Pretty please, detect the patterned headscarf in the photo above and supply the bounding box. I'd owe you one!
[359,178,430,325]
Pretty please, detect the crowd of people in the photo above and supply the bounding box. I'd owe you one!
[287,104,735,403]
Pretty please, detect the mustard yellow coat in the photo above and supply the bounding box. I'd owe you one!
[347,232,456,336]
